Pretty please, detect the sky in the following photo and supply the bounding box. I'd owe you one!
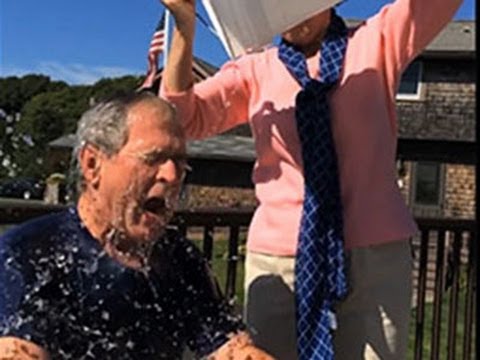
[1,0,475,85]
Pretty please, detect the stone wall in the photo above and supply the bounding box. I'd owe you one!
[397,58,475,141]
[179,184,257,209]
[443,165,475,219]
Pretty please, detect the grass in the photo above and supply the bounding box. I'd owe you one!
[407,285,475,360]
[191,233,246,306]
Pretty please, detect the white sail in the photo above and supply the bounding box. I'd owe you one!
[201,0,342,58]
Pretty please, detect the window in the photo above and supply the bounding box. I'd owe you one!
[397,61,423,100]
[413,162,443,206]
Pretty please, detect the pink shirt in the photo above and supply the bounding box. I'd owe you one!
[161,0,462,255]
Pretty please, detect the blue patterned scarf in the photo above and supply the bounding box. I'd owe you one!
[278,10,349,360]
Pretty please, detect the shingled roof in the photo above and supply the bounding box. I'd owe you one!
[425,20,475,55]
[346,19,475,57]
[48,134,257,162]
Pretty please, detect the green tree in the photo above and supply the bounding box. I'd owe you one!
[0,75,67,114]
[2,73,144,179]
[12,86,91,178]
[91,75,143,102]
[0,75,68,178]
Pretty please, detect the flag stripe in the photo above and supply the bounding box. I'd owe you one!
[140,11,166,90]
[150,38,164,46]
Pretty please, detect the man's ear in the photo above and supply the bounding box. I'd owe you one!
[79,144,104,188]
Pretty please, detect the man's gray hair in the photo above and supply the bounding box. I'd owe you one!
[70,91,173,196]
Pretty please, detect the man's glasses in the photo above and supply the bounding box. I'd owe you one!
[126,149,192,181]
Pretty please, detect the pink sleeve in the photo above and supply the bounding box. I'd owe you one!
[159,58,252,140]
[373,0,462,83]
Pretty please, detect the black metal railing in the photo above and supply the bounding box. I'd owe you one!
[411,219,476,360]
[171,207,252,300]
[0,200,476,359]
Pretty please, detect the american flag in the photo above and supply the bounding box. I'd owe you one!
[140,12,166,89]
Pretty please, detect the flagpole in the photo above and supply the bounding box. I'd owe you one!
[163,9,171,68]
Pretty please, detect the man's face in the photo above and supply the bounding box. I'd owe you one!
[97,101,186,245]
[281,9,331,47]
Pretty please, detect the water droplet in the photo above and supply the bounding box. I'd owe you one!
[54,252,67,268]
[33,299,45,311]
[2,158,11,167]
[22,135,35,147]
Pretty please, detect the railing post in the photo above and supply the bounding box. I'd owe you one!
[462,231,476,360]
[202,225,214,263]
[446,230,462,360]
[225,226,239,301]
[431,230,446,360]
[414,228,430,360]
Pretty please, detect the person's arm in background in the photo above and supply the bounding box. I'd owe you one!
[0,337,49,360]
[159,0,250,140]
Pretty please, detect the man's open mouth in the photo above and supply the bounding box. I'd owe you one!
[143,197,167,216]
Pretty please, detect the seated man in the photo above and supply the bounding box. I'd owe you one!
[0,92,273,359]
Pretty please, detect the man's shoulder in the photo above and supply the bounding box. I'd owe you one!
[0,209,73,255]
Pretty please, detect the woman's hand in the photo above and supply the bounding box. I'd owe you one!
[158,0,196,93]
[161,0,196,36]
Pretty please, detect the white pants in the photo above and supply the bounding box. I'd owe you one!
[244,240,412,360]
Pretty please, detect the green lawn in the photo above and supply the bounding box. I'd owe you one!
[407,286,475,360]
[191,234,246,305]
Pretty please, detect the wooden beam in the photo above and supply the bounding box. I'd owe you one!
[397,139,475,165]
[185,158,254,188]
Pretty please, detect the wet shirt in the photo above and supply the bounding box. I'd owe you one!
[0,208,243,359]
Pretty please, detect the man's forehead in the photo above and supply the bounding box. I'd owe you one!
[124,123,186,155]
[129,102,182,134]
[126,131,185,150]
[128,100,173,123]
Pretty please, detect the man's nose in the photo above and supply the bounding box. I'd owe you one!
[155,159,181,183]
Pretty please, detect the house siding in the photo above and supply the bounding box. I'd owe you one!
[397,57,475,219]
[444,164,475,219]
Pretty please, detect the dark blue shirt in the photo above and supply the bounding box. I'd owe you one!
[0,208,243,359]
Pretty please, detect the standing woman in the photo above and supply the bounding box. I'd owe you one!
[159,0,463,359]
